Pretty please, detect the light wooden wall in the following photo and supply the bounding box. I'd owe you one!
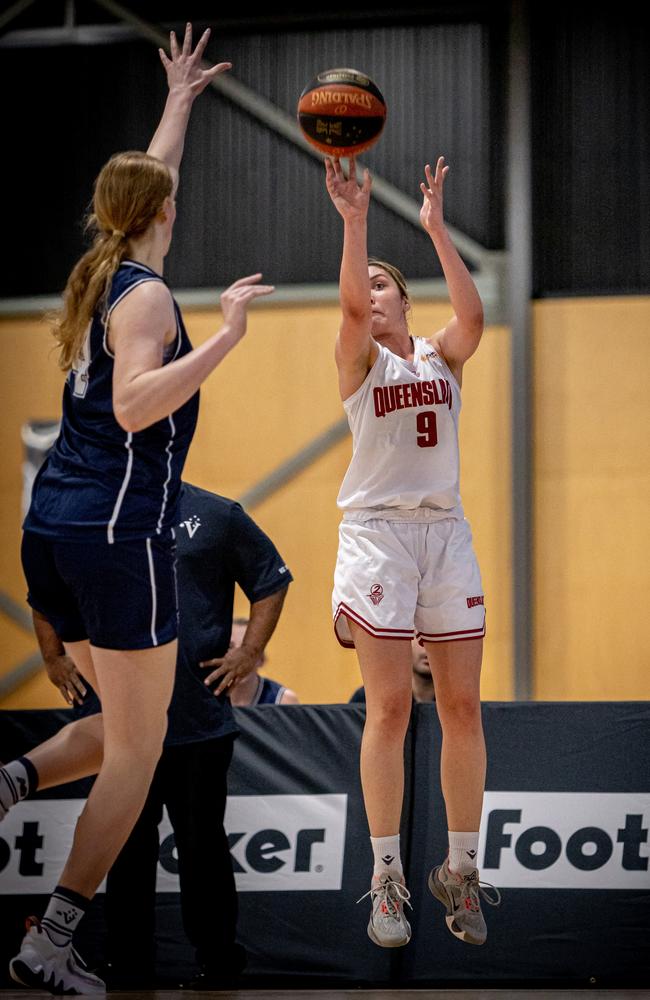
[5,295,648,707]
[0,317,67,709]
[533,297,650,699]
[0,300,512,707]
[158,300,513,705]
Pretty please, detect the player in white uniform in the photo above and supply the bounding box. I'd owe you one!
[325,155,499,949]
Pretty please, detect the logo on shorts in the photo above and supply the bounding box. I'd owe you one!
[466,595,484,608]
[368,584,384,606]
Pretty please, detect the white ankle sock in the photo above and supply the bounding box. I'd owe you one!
[0,757,36,814]
[448,830,480,874]
[41,886,89,947]
[370,834,403,879]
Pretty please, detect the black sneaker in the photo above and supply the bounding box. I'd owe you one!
[96,961,158,990]
[182,967,243,990]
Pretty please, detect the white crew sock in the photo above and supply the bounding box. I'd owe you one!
[0,757,37,817]
[448,830,480,874]
[370,834,403,879]
[41,886,89,947]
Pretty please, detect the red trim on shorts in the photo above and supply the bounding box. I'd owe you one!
[333,625,356,649]
[334,603,414,647]
[416,623,486,643]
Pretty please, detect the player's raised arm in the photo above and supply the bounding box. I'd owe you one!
[419,157,484,382]
[325,156,378,398]
[147,22,231,177]
[111,274,274,433]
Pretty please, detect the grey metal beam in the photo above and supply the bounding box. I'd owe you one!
[0,0,36,34]
[507,0,534,700]
[0,24,137,46]
[0,268,508,324]
[237,418,350,511]
[0,591,32,632]
[0,594,40,701]
[0,652,43,701]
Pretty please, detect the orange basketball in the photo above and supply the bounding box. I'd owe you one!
[297,68,387,158]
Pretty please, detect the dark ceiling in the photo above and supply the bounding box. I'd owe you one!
[2,0,507,38]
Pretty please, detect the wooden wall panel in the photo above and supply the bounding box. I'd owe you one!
[533,297,650,699]
[1,299,512,706]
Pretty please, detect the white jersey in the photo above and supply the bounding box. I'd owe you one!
[337,336,463,517]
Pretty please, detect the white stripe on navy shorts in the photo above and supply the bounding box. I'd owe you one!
[21,529,178,650]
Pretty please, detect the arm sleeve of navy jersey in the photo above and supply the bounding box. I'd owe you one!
[227,503,293,602]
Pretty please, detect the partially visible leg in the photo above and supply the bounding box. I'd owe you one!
[164,735,245,985]
[25,715,104,789]
[3,639,111,992]
[348,622,414,949]
[12,643,176,991]
[1,643,103,819]
[424,637,485,834]
[64,639,100,693]
[10,532,177,992]
[349,623,413,840]
[425,638,497,945]
[104,773,163,986]
[58,640,176,897]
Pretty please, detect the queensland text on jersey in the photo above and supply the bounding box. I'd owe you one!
[337,336,463,515]
[24,261,200,543]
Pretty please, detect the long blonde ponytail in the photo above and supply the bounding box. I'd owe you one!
[51,151,173,371]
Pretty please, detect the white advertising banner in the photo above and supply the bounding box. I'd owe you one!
[479,791,650,889]
[0,794,348,895]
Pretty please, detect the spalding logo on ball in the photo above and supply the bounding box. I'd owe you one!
[297,68,387,158]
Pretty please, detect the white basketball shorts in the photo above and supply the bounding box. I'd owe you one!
[332,514,485,648]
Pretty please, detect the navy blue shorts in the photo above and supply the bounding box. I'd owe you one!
[21,530,178,650]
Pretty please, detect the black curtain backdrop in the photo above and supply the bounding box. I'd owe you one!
[3,2,648,299]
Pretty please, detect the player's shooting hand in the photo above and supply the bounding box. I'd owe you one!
[419,157,449,237]
[325,156,372,221]
[44,654,87,707]
[200,646,261,697]
[159,22,232,98]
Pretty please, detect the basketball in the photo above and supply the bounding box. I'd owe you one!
[297,68,387,158]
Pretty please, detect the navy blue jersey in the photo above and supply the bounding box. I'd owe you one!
[73,483,293,745]
[250,676,287,705]
[24,260,199,542]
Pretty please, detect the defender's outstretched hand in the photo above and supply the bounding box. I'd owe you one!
[325,157,372,221]
[158,22,231,98]
[419,156,450,236]
[219,273,275,342]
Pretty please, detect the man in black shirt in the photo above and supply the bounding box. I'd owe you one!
[35,482,293,989]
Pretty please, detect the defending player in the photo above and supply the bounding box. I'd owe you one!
[0,24,272,995]
[325,155,499,948]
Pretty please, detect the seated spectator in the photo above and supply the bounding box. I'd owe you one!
[349,638,435,704]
